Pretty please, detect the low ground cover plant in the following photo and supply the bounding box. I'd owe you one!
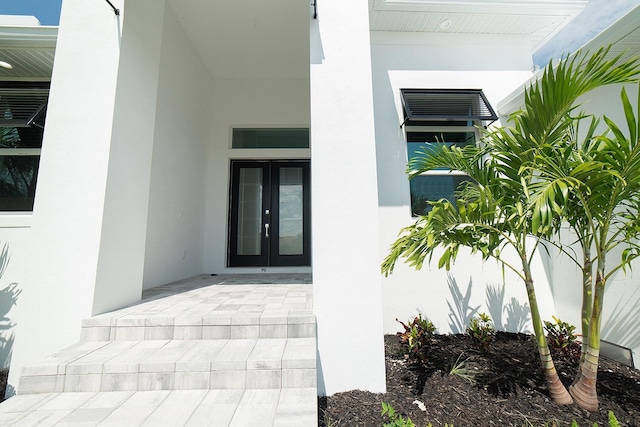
[448,352,476,383]
[382,402,453,427]
[382,402,622,427]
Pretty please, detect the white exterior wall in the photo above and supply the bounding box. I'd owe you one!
[371,32,557,335]
[92,0,165,314]
[204,79,311,274]
[0,224,31,371]
[311,1,387,395]
[142,6,212,289]
[8,0,165,393]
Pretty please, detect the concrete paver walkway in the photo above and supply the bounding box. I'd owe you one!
[0,274,317,426]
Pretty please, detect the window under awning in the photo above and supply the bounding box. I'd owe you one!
[400,88,498,127]
[0,84,49,128]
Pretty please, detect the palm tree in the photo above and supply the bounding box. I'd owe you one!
[383,140,575,405]
[530,84,640,410]
[383,47,640,408]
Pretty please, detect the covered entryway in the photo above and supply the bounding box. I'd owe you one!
[228,160,311,267]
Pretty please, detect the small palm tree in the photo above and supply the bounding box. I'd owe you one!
[383,140,574,404]
[530,84,640,410]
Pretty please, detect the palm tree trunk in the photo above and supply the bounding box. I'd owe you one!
[523,264,573,405]
[570,265,605,411]
[572,248,593,388]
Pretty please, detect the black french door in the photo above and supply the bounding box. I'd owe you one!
[228,160,310,267]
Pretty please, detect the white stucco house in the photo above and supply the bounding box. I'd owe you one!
[0,0,639,399]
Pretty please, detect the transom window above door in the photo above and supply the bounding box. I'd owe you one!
[232,128,309,149]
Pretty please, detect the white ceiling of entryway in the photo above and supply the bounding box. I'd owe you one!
[166,0,310,80]
[164,0,640,81]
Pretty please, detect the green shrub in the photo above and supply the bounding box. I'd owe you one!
[466,312,494,352]
[543,316,581,362]
[381,402,415,427]
[396,314,436,364]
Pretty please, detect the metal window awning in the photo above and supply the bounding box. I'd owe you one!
[0,87,49,128]
[400,88,498,127]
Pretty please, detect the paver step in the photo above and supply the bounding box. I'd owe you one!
[19,338,316,394]
[0,388,318,426]
[80,312,316,341]
[8,279,317,426]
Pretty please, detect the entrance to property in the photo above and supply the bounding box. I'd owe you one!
[228,160,310,267]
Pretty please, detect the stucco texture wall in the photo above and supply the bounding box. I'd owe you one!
[142,4,212,289]
[0,227,29,371]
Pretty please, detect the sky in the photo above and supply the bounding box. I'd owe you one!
[0,0,63,26]
[533,0,640,67]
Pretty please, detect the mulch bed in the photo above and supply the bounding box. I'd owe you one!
[319,333,640,426]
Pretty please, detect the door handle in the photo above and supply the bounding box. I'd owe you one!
[265,223,270,238]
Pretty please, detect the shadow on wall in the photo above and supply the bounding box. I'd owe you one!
[446,275,530,334]
[0,244,21,371]
[486,283,530,333]
[447,275,479,333]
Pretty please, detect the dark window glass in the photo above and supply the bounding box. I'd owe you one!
[410,175,472,216]
[232,128,309,149]
[0,83,48,211]
[0,155,40,211]
[406,131,476,216]
[1,126,44,149]
[0,125,42,211]
[407,131,475,171]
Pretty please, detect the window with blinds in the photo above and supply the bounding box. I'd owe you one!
[0,82,49,211]
[400,89,496,216]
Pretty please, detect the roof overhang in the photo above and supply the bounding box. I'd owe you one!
[497,4,640,117]
[0,24,57,80]
[369,0,588,52]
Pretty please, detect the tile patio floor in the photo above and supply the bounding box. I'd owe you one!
[0,274,317,426]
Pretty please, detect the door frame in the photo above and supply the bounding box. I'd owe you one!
[227,159,311,267]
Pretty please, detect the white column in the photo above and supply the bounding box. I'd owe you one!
[310,0,387,395]
[8,0,165,393]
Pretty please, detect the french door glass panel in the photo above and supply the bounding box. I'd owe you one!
[278,167,303,255]
[236,168,263,256]
[228,161,310,267]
